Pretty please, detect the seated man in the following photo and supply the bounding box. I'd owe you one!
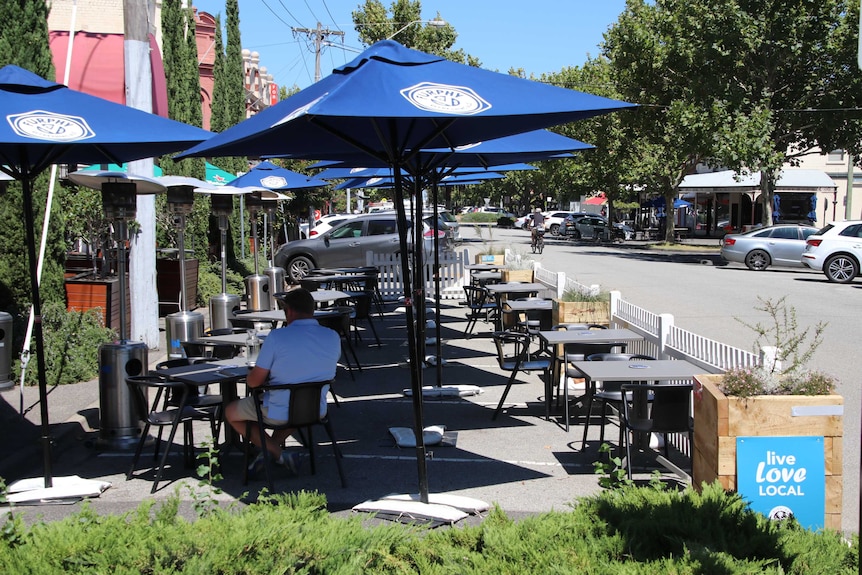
[226,288,341,476]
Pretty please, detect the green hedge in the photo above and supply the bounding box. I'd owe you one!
[0,483,855,573]
[16,302,115,387]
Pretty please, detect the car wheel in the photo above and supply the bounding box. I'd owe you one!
[287,255,314,281]
[549,224,560,236]
[571,230,581,240]
[824,254,858,283]
[744,249,770,271]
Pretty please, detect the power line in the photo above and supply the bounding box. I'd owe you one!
[292,23,345,82]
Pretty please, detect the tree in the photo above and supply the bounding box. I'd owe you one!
[0,0,66,317]
[352,0,479,65]
[605,0,862,233]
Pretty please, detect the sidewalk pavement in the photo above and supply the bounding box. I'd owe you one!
[0,294,686,524]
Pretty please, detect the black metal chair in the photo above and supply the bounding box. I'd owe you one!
[581,353,656,449]
[126,374,215,493]
[557,339,628,432]
[242,379,346,490]
[463,285,497,338]
[153,359,224,439]
[491,331,553,421]
[316,306,361,381]
[620,382,694,479]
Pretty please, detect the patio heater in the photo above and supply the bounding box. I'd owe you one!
[262,191,290,308]
[67,170,165,450]
[243,190,270,312]
[198,187,244,331]
[161,178,207,359]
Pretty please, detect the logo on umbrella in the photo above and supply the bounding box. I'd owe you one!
[401,82,491,115]
[8,110,95,142]
[260,175,287,188]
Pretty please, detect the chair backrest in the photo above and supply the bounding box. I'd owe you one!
[492,331,530,370]
[253,380,333,428]
[126,374,188,421]
[154,358,192,371]
[565,342,628,362]
[463,285,488,308]
[622,382,693,433]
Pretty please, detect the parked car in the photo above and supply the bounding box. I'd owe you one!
[514,212,544,230]
[545,211,591,235]
[720,224,819,271]
[562,214,611,240]
[801,220,862,283]
[308,213,357,238]
[274,212,444,281]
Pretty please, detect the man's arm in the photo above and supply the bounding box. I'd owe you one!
[246,365,270,388]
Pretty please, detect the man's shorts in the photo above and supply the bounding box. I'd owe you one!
[233,396,289,427]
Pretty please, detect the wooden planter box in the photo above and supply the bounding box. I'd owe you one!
[692,373,844,530]
[500,269,533,283]
[474,254,504,266]
[65,275,129,330]
[156,258,199,315]
[551,299,610,327]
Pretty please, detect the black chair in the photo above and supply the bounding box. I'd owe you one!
[153,359,224,439]
[126,374,212,493]
[491,331,553,421]
[620,382,694,479]
[580,353,656,449]
[558,339,628,432]
[242,380,346,490]
[316,306,361,380]
[463,285,497,338]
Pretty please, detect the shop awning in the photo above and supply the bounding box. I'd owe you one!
[678,169,836,194]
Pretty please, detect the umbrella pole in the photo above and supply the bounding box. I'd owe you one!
[21,178,53,488]
[393,168,429,504]
[432,179,443,387]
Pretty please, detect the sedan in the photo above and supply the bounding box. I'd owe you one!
[720,224,819,271]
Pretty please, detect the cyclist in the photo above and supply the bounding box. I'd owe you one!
[529,208,546,250]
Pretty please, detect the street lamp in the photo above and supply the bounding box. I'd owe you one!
[387,18,447,40]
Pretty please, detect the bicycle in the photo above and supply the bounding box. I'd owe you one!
[531,226,545,254]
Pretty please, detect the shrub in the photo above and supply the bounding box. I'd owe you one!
[16,302,115,387]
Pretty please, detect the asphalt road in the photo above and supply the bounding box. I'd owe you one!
[464,224,860,533]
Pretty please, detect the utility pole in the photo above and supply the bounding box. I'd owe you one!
[292,22,344,83]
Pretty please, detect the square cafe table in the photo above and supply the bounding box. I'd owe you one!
[569,358,703,475]
[485,282,548,330]
[538,328,643,431]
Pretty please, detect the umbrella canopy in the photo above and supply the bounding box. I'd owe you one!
[318,162,535,181]
[645,196,691,209]
[176,40,633,506]
[177,42,628,163]
[80,162,165,176]
[0,64,211,488]
[334,171,504,190]
[231,160,328,190]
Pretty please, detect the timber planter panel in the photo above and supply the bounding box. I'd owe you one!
[65,275,129,330]
[692,373,844,530]
[551,299,610,327]
[500,269,533,283]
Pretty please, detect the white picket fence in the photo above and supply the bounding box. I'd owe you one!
[366,248,469,301]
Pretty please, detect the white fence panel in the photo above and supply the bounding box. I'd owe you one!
[366,249,468,301]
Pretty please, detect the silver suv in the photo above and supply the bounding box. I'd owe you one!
[801,220,862,283]
[275,213,405,280]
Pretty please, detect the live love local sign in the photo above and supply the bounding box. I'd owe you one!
[737,436,825,531]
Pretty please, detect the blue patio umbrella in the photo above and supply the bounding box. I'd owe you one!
[176,40,633,506]
[647,196,691,209]
[334,171,505,190]
[0,64,211,488]
[231,160,328,190]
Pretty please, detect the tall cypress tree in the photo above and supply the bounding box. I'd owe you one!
[0,0,66,318]
[224,0,247,177]
[209,14,228,134]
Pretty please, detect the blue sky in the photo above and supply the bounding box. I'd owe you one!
[192,1,628,90]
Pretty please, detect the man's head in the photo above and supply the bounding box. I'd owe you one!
[534,207,541,213]
[280,288,315,323]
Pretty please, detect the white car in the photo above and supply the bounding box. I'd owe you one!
[514,212,546,230]
[801,220,862,283]
[308,213,357,238]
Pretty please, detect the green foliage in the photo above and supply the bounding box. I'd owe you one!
[593,442,633,489]
[0,0,53,76]
[16,302,115,387]
[0,483,855,573]
[560,286,610,303]
[196,261,244,306]
[459,212,501,224]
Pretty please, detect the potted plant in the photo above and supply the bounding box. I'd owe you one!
[692,296,843,530]
[473,224,505,265]
[500,248,535,283]
[551,285,611,326]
